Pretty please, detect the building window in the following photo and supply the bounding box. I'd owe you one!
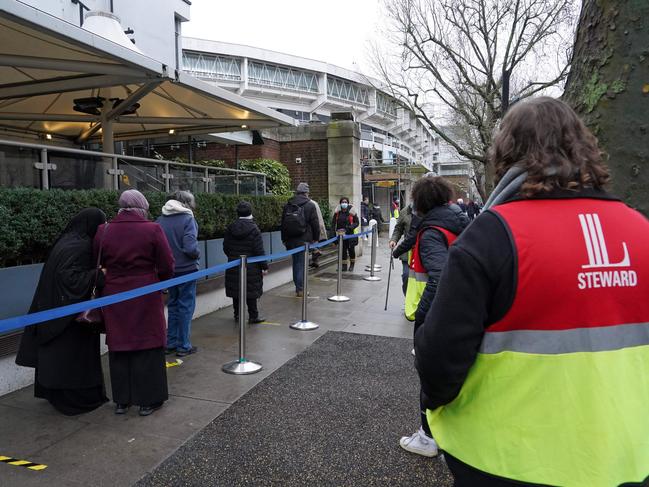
[247,61,318,93]
[182,51,242,81]
[376,92,397,116]
[327,76,370,105]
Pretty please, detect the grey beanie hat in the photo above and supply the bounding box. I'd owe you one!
[296,182,310,193]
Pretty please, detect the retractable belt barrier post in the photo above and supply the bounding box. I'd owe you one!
[328,233,350,302]
[365,223,382,272]
[222,255,263,375]
[364,225,381,282]
[290,242,319,331]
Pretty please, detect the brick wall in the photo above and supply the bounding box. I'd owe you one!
[279,139,328,200]
[193,139,280,166]
[129,128,331,201]
[136,139,281,168]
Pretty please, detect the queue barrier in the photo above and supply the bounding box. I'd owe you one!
[0,228,377,375]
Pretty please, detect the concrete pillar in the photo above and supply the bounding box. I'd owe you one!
[327,120,361,211]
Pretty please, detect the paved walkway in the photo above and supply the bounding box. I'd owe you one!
[0,239,450,486]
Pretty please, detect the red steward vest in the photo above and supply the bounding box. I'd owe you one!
[426,198,649,486]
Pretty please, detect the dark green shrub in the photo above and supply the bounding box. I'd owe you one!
[316,198,332,230]
[0,188,287,268]
[238,159,292,196]
[196,159,226,168]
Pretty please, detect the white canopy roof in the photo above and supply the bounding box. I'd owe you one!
[0,1,295,143]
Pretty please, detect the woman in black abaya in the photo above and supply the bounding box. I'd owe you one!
[16,208,109,415]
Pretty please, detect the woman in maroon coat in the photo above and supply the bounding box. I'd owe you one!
[95,190,174,416]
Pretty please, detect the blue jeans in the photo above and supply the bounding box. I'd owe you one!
[166,279,197,352]
[292,251,304,292]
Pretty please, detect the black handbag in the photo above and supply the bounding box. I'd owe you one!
[76,223,108,330]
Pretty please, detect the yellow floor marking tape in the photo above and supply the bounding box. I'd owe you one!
[258,321,282,326]
[165,358,183,368]
[0,455,47,471]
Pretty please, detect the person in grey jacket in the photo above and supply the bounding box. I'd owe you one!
[156,191,200,357]
[389,205,413,295]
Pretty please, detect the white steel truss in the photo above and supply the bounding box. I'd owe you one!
[182,51,241,81]
[376,92,397,116]
[327,76,369,105]
[248,61,318,93]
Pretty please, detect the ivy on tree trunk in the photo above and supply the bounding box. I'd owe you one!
[563,0,649,215]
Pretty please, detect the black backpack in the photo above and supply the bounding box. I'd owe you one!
[282,202,307,237]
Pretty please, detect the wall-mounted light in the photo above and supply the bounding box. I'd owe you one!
[45,133,52,140]
[241,124,248,129]
[168,129,175,135]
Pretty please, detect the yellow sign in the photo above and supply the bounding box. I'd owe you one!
[376,181,396,188]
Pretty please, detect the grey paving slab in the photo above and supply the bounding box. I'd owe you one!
[23,423,176,487]
[72,394,230,441]
[0,404,88,458]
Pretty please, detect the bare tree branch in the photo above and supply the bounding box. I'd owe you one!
[372,0,577,194]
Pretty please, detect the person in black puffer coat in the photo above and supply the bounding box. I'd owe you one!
[397,176,468,459]
[223,201,268,324]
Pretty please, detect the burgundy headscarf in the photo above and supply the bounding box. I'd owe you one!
[118,189,149,218]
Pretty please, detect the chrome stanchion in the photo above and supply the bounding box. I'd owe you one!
[328,233,350,302]
[291,243,319,330]
[365,224,382,272]
[223,255,263,374]
[364,226,381,282]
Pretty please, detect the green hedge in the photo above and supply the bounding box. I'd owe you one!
[0,188,287,267]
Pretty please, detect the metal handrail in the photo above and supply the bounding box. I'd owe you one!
[0,138,266,178]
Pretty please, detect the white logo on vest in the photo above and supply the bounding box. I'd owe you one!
[577,213,637,289]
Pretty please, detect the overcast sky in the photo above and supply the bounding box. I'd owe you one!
[182,0,383,72]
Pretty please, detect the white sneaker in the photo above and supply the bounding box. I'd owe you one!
[399,427,439,457]
[411,348,416,356]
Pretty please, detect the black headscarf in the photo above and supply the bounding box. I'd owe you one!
[16,208,106,367]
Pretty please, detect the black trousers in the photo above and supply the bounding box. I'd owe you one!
[108,347,168,406]
[342,240,356,261]
[233,297,259,320]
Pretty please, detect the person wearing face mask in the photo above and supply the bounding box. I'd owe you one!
[332,197,360,272]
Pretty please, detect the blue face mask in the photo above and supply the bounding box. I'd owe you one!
[341,203,349,210]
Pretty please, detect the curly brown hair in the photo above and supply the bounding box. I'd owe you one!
[411,176,454,214]
[490,97,610,197]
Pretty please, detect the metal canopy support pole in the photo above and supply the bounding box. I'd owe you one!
[102,117,114,154]
[364,225,381,281]
[40,148,49,190]
[223,255,262,374]
[112,156,119,190]
[291,243,319,330]
[164,163,171,193]
[328,234,350,302]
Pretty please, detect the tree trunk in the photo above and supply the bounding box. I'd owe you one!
[563,0,649,215]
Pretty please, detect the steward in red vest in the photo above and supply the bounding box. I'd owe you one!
[415,97,649,486]
[397,176,468,458]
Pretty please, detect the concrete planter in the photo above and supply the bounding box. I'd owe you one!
[0,263,43,320]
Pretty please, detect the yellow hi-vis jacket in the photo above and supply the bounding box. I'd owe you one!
[404,226,457,321]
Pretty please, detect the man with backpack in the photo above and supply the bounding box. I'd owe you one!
[281,182,320,296]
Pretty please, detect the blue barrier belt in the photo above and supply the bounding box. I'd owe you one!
[0,228,376,334]
[312,236,337,249]
[247,246,303,263]
[0,259,240,334]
